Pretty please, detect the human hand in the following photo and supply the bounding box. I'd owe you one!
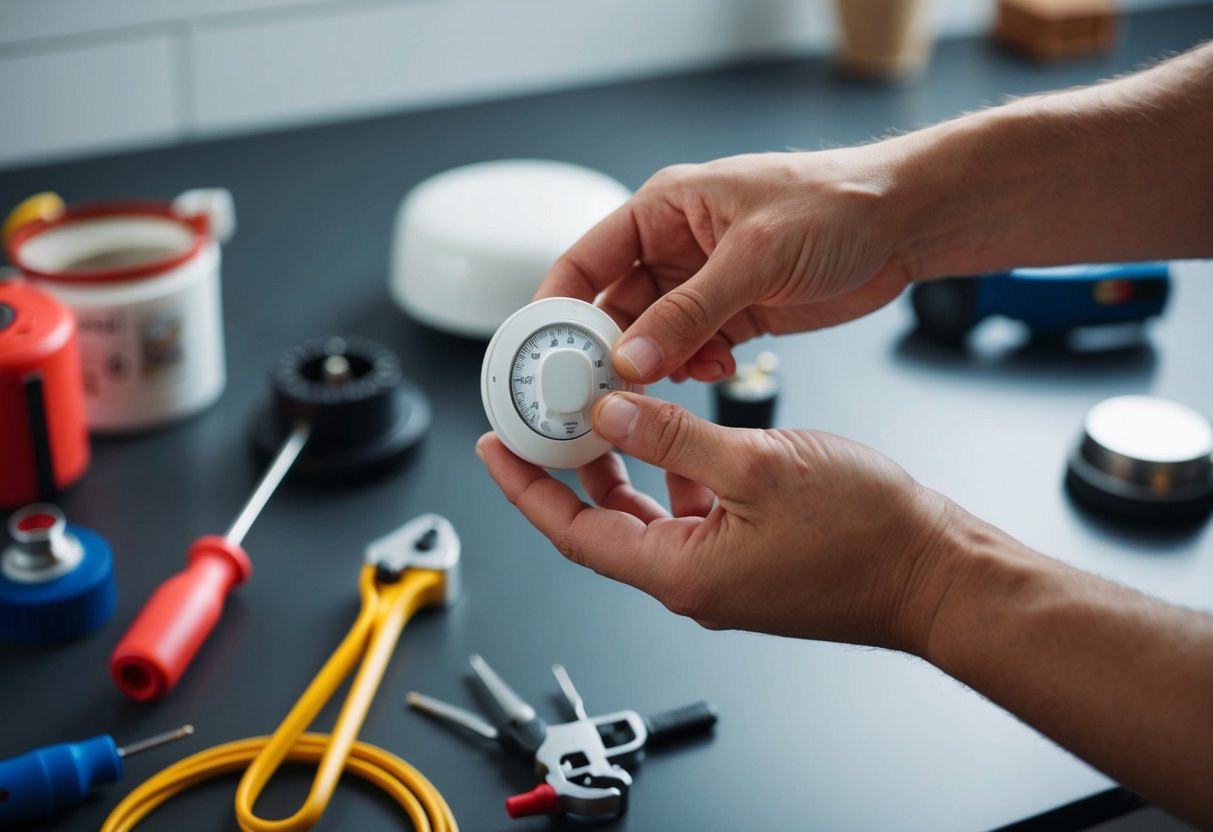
[477,391,961,653]
[536,148,915,385]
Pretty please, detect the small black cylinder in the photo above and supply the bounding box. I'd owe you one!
[713,352,779,429]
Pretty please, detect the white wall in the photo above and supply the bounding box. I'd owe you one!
[0,0,1192,170]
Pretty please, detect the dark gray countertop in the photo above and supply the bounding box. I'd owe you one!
[2,5,1211,830]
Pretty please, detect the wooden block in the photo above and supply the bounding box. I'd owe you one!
[995,0,1118,61]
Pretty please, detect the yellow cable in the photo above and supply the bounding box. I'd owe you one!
[102,566,457,832]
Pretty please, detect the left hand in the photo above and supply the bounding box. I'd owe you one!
[477,392,960,652]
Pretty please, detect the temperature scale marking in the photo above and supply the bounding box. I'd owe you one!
[509,325,623,441]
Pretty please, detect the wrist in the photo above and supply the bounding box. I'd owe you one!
[914,508,1048,670]
[885,45,1213,278]
[879,484,1049,663]
[882,106,1042,283]
[876,486,974,657]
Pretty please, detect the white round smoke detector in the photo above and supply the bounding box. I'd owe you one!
[481,298,643,468]
[390,159,631,339]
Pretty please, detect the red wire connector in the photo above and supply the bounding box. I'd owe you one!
[505,783,560,818]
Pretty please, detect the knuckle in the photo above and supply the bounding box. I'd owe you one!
[504,476,536,509]
[552,523,589,569]
[662,591,700,620]
[644,163,695,191]
[647,402,697,468]
[651,286,714,341]
[732,430,784,491]
[768,429,816,470]
[693,615,728,632]
[735,215,782,254]
[711,428,813,498]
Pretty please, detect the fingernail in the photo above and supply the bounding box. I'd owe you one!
[703,361,726,381]
[616,336,662,379]
[474,436,487,462]
[597,394,639,441]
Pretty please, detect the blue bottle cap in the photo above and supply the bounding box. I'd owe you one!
[0,505,116,643]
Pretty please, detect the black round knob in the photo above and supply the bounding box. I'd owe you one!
[253,336,430,481]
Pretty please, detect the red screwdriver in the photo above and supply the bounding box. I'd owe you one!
[109,337,431,701]
[109,422,310,700]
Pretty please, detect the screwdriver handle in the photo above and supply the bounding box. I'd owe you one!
[0,735,120,824]
[643,701,718,749]
[109,536,251,701]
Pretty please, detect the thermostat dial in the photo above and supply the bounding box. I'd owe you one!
[510,323,619,440]
[483,298,642,468]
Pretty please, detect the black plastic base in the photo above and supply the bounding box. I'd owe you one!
[251,379,431,482]
[1065,452,1213,525]
[712,386,777,429]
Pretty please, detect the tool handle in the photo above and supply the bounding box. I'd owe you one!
[0,735,120,824]
[109,536,251,701]
[987,263,1170,333]
[505,783,560,819]
[643,701,718,749]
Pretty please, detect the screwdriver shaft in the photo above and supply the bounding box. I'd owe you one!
[117,724,195,758]
[552,664,587,721]
[470,654,536,724]
[225,422,310,545]
[407,692,499,740]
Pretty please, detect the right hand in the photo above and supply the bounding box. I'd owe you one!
[536,148,916,384]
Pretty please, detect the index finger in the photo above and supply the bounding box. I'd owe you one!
[535,201,642,301]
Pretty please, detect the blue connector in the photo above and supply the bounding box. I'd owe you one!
[0,727,193,825]
[0,504,116,643]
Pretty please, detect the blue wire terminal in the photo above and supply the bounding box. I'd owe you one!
[0,726,192,824]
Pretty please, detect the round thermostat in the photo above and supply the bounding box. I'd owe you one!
[481,298,642,468]
[1066,395,1213,523]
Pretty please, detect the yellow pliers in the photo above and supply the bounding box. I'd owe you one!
[103,514,461,832]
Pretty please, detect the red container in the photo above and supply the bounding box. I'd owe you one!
[0,278,89,507]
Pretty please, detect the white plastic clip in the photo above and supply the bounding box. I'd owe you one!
[174,188,236,244]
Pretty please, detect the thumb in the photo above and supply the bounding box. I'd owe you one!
[593,392,741,489]
[612,237,758,383]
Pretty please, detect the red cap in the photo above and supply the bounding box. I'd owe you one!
[506,784,561,818]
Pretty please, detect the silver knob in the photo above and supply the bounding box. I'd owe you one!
[1067,396,1213,523]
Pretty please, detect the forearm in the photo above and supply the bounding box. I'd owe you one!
[924,513,1213,827]
[887,41,1213,279]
